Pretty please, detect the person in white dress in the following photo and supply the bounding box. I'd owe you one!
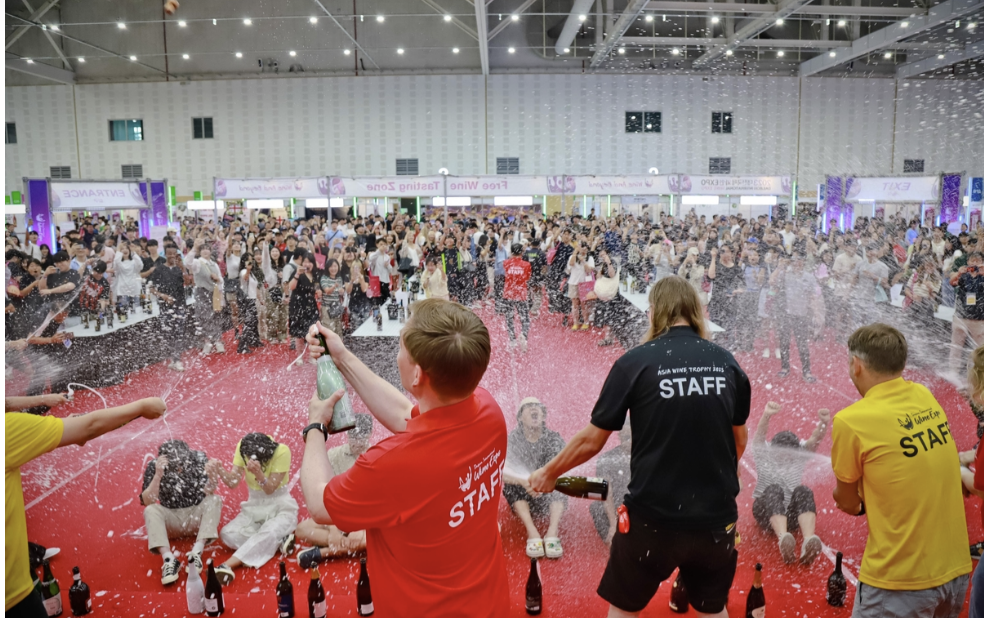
[113,242,143,322]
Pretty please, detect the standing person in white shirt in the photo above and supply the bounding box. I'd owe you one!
[184,238,225,354]
[780,221,796,254]
[114,242,143,323]
[566,243,595,331]
[237,253,263,354]
[23,231,42,261]
[367,239,396,307]
[832,240,863,337]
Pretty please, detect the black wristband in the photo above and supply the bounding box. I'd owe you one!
[302,422,328,441]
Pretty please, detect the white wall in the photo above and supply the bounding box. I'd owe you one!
[6,73,984,198]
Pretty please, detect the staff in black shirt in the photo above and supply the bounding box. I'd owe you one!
[150,244,189,371]
[524,239,547,316]
[530,275,750,617]
[39,251,81,314]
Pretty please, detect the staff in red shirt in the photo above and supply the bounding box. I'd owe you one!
[301,299,510,618]
[502,243,533,352]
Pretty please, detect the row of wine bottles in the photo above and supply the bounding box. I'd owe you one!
[188,557,374,617]
[34,561,90,617]
[524,550,848,616]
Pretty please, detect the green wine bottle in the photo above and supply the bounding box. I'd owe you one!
[554,476,608,501]
[316,333,356,434]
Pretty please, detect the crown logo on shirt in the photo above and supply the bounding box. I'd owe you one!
[458,470,472,493]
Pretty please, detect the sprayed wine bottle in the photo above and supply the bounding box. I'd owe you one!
[668,573,688,614]
[276,561,295,618]
[553,476,608,501]
[525,558,542,615]
[745,563,765,618]
[315,333,356,434]
[308,567,327,618]
[186,561,205,615]
[826,551,847,607]
[204,560,224,616]
[41,560,63,617]
[68,567,91,616]
[357,557,374,616]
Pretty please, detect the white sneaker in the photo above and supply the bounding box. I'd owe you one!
[519,337,528,353]
[763,348,770,358]
[202,343,213,355]
[508,339,517,350]
[775,348,781,359]
[172,361,185,372]
[214,341,225,353]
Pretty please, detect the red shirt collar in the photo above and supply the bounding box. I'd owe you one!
[408,393,480,432]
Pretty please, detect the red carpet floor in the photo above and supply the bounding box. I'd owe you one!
[14,307,984,617]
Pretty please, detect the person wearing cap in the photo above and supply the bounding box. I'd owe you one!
[502,398,568,559]
[38,251,81,311]
[294,413,374,567]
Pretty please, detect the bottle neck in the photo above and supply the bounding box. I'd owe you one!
[73,574,81,581]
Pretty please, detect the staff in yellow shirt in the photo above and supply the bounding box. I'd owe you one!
[831,323,971,617]
[5,397,166,615]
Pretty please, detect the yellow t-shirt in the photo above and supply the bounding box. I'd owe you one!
[232,440,291,491]
[5,413,64,610]
[830,377,971,590]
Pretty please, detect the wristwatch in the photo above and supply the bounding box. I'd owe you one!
[302,422,328,441]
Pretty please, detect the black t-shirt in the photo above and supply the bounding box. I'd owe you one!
[591,326,751,530]
[596,446,631,511]
[523,249,547,285]
[142,255,166,274]
[151,263,186,301]
[45,269,81,308]
[956,272,984,321]
[140,451,209,509]
[506,427,566,471]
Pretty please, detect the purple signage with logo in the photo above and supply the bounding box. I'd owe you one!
[940,174,962,224]
[825,176,843,231]
[138,181,170,236]
[26,179,53,250]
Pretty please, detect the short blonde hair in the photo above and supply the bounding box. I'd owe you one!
[969,346,984,405]
[403,299,490,399]
[643,276,707,342]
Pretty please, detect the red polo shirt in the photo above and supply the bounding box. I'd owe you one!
[503,257,532,301]
[323,387,510,618]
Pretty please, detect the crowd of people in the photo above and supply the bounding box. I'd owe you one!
[7,205,984,618]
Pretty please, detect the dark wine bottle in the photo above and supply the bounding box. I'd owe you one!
[308,567,327,618]
[826,551,847,607]
[745,563,765,618]
[204,560,224,616]
[356,557,374,616]
[668,573,688,613]
[69,566,91,616]
[41,560,63,617]
[525,558,542,615]
[554,476,608,501]
[276,561,295,618]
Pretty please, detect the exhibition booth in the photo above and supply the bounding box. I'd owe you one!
[824,173,963,231]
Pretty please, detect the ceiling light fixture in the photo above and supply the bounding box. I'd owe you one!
[578,14,587,21]
[212,19,216,25]
[645,14,654,22]
[397,48,404,54]
[178,20,186,27]
[969,22,977,29]
[883,51,892,58]
[938,53,945,58]
[900,20,909,27]
[130,55,137,61]
[725,49,733,56]
[78,57,85,62]
[309,17,318,24]
[837,19,846,26]
[235,52,243,58]
[243,18,252,25]
[711,16,720,23]
[376,15,385,23]
[50,25,59,31]
[563,47,570,54]
[829,51,836,57]
[289,50,297,56]
[117,22,126,29]
[775,18,784,25]
[344,49,351,55]
[508,47,516,53]
[618,46,626,54]
[453,47,460,53]
[777,50,785,56]
[25,58,34,64]
[511,14,519,21]
[444,14,452,21]
[671,48,680,55]
[182,53,190,59]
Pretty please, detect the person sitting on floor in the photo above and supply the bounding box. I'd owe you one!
[502,397,568,560]
[295,414,373,568]
[751,401,829,565]
[139,439,223,586]
[207,433,298,585]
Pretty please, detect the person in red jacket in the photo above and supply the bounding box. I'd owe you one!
[502,243,532,353]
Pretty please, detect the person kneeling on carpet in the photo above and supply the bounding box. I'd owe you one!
[502,398,568,560]
[207,433,298,585]
[295,414,372,568]
[751,401,828,565]
[139,439,223,586]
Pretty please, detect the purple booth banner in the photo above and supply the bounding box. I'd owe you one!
[139,183,151,237]
[26,179,53,250]
[150,182,169,227]
[941,174,962,224]
[825,176,844,231]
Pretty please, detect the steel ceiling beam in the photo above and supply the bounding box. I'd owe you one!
[622,36,960,51]
[311,0,379,69]
[896,37,984,77]
[589,0,649,67]
[5,0,60,50]
[800,0,984,75]
[5,52,74,83]
[692,0,816,66]
[21,0,71,70]
[474,0,489,74]
[643,0,925,17]
[418,0,478,40]
[488,0,538,40]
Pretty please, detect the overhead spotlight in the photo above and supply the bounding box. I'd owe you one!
[775,18,784,25]
[618,46,626,54]
[777,50,785,57]
[508,47,516,53]
[25,58,34,64]
[309,17,318,24]
[883,51,892,58]
[969,22,977,29]
[78,57,85,62]
[444,14,452,21]
[235,52,243,58]
[344,49,351,55]
[289,50,297,56]
[129,55,137,61]
[829,51,836,57]
[711,16,720,23]
[243,18,252,25]
[182,53,190,59]
[177,20,187,27]
[837,19,846,26]
[376,15,385,22]
[511,14,520,21]
[50,25,59,31]
[671,47,680,55]
[938,53,945,59]
[725,49,733,56]
[562,47,570,53]
[825,19,830,25]
[452,47,460,53]
[900,20,909,27]
[648,167,659,175]
[397,48,404,54]
[117,22,126,29]
[579,14,587,21]
[645,14,654,22]
[212,19,216,25]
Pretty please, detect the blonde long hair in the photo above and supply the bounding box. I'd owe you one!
[643,276,707,343]
[969,346,984,405]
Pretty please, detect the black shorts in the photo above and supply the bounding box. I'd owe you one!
[752,485,816,532]
[597,510,738,614]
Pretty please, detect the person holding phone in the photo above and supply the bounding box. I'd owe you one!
[288,252,319,360]
[949,252,984,376]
